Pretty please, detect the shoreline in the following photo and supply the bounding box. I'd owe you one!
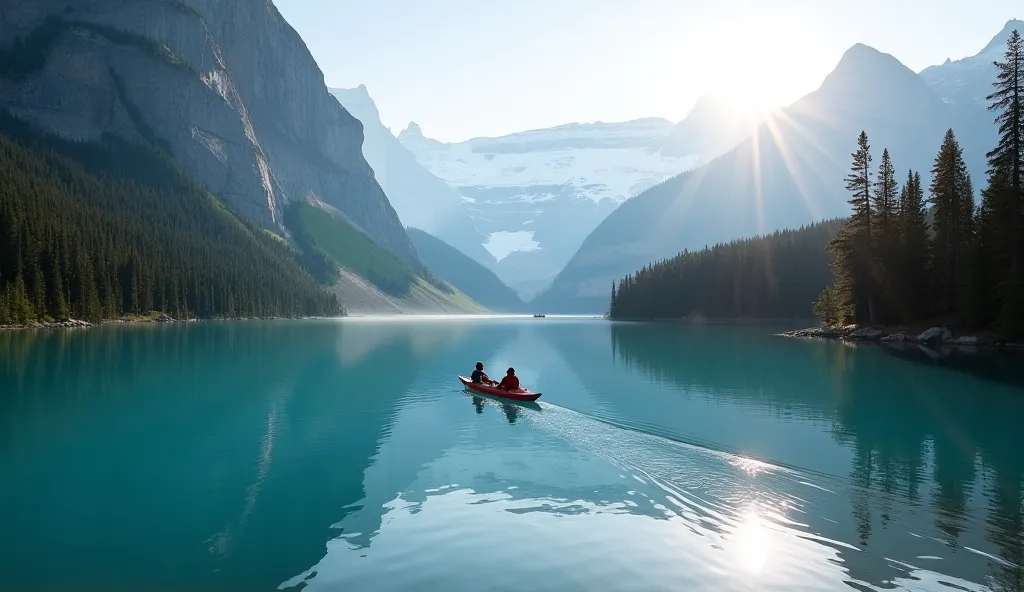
[778,324,1024,351]
[0,313,339,332]
[607,316,816,325]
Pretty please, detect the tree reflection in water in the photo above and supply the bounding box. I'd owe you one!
[610,323,1024,591]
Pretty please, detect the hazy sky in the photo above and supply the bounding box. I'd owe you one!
[273,0,1019,142]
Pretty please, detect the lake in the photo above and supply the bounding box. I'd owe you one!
[1,317,1023,591]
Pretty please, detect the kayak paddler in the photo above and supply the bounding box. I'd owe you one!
[471,362,496,386]
[497,367,520,391]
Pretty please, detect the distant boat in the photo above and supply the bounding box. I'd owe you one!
[533,314,546,318]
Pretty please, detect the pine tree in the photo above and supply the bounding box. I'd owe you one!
[873,148,898,321]
[981,29,1024,336]
[0,278,11,325]
[896,170,931,319]
[31,265,46,320]
[874,149,898,239]
[51,264,68,320]
[930,129,974,316]
[830,131,876,324]
[609,280,617,316]
[0,108,342,326]
[12,273,32,324]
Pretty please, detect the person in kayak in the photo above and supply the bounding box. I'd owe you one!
[497,367,520,391]
[471,362,494,385]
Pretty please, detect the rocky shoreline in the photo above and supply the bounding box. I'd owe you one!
[0,313,336,332]
[0,313,180,331]
[780,325,1021,350]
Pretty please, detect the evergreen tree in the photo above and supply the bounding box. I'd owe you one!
[0,109,343,325]
[812,284,852,327]
[873,148,899,321]
[610,220,844,320]
[929,129,974,317]
[827,131,876,324]
[873,149,898,239]
[609,280,617,316]
[896,170,931,319]
[980,29,1024,336]
[51,264,68,320]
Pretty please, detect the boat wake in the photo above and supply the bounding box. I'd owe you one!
[515,401,992,592]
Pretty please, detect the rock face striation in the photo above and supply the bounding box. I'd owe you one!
[330,85,492,266]
[0,0,421,270]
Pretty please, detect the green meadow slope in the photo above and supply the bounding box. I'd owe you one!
[288,202,485,314]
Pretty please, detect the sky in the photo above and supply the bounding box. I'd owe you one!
[273,0,1020,143]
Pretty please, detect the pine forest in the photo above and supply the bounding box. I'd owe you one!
[0,109,342,326]
[610,29,1024,340]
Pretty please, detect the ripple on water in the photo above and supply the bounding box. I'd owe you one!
[282,400,985,591]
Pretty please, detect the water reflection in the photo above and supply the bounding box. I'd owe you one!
[880,341,1024,388]
[610,322,1024,591]
[4,318,1022,591]
[501,403,520,424]
[0,320,497,590]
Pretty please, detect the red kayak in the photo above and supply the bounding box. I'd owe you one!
[458,376,542,401]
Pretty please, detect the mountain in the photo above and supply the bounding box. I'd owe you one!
[406,228,524,312]
[398,118,701,299]
[534,43,952,313]
[330,86,492,266]
[0,108,341,324]
[288,202,484,315]
[660,95,762,162]
[0,0,423,277]
[920,19,1024,186]
[0,0,496,313]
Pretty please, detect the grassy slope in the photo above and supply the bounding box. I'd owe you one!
[407,228,523,312]
[295,203,484,313]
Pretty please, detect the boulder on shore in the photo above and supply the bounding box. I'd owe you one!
[916,327,951,343]
[848,327,883,340]
[783,326,843,338]
[946,335,979,346]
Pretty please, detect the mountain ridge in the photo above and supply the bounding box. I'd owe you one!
[398,109,700,298]
[406,228,525,312]
[532,35,958,313]
[330,86,493,266]
[0,0,422,272]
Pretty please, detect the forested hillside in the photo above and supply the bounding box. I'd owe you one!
[406,228,524,312]
[816,30,1024,338]
[0,111,341,325]
[535,42,953,313]
[609,220,844,320]
[285,203,484,314]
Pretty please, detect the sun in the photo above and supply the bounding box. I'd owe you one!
[691,18,821,120]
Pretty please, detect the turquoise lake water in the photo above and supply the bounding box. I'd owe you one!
[1,316,1023,591]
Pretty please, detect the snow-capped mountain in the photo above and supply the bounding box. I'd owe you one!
[919,19,1024,186]
[399,119,699,297]
[921,19,1022,108]
[329,86,492,265]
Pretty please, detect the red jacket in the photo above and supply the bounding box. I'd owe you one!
[498,375,520,390]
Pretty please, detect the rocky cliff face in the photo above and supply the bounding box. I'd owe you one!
[331,85,493,266]
[0,0,421,269]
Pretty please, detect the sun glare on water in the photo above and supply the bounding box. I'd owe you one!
[734,509,771,574]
